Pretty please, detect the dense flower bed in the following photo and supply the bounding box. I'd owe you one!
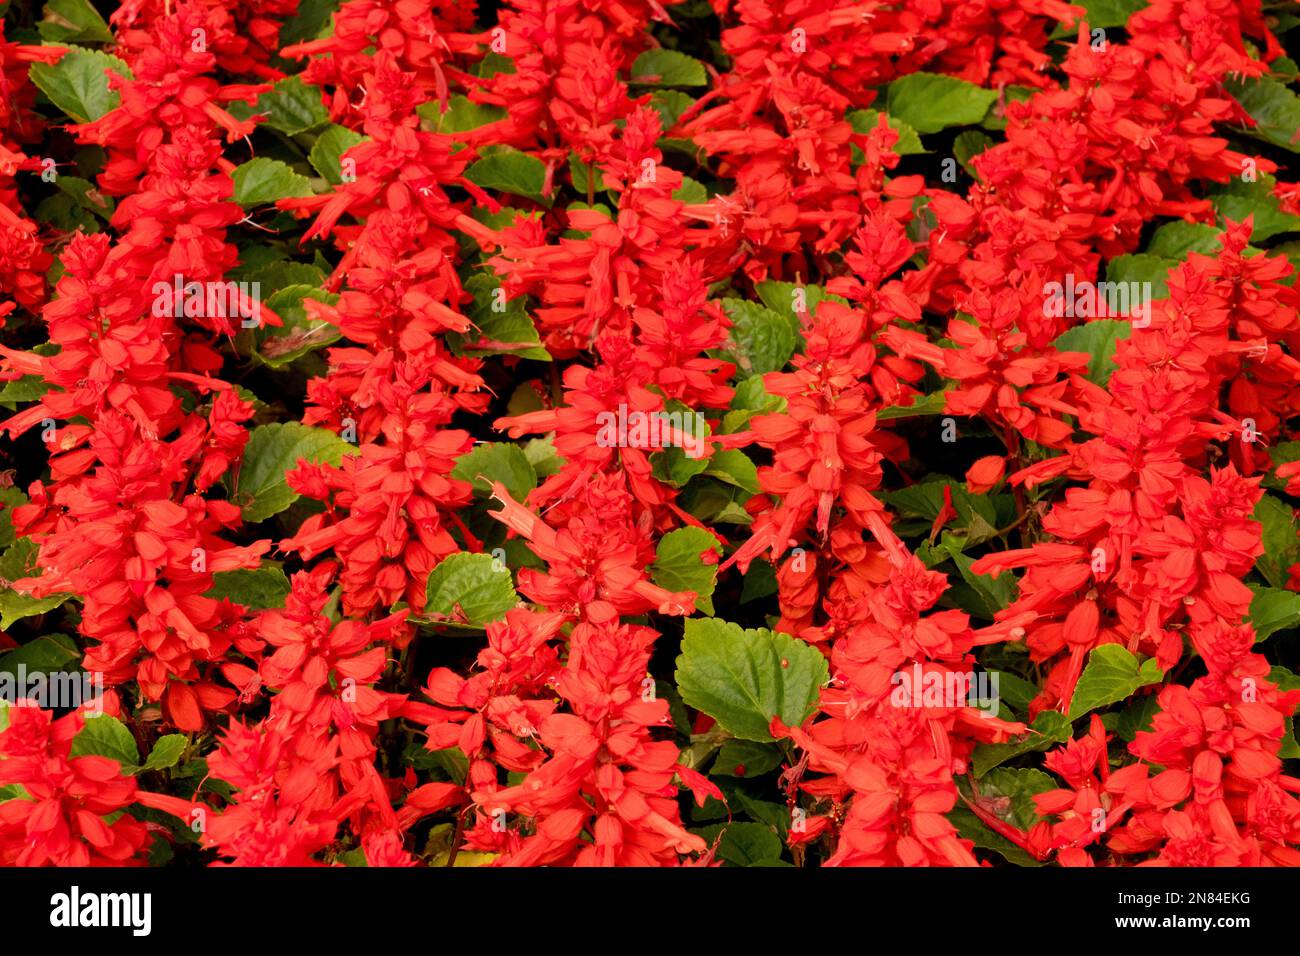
[1,0,1300,867]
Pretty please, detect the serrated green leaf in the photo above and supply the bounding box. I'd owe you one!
[205,567,291,610]
[1105,254,1174,298]
[70,714,139,772]
[631,49,707,87]
[0,487,28,549]
[713,739,784,778]
[877,390,949,420]
[720,298,796,378]
[1254,494,1299,588]
[232,158,313,208]
[649,89,695,131]
[465,148,548,205]
[972,710,1072,777]
[235,422,353,522]
[847,108,926,155]
[256,76,329,135]
[0,538,73,630]
[30,49,131,122]
[703,448,759,495]
[423,553,517,627]
[255,284,340,368]
[0,633,79,675]
[308,124,365,185]
[1052,318,1133,385]
[38,0,113,43]
[652,527,722,615]
[452,443,537,501]
[691,821,783,866]
[140,734,188,773]
[417,94,506,134]
[1226,75,1300,154]
[448,272,549,360]
[1249,585,1300,642]
[1211,175,1300,242]
[885,73,998,135]
[1068,644,1163,720]
[675,618,828,742]
[1146,221,1224,258]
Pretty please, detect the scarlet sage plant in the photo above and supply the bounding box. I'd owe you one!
[0,0,1299,873]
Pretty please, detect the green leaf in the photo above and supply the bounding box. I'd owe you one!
[0,375,50,410]
[1051,0,1147,34]
[1116,693,1160,741]
[231,158,313,208]
[417,94,506,134]
[1146,221,1224,258]
[953,130,995,177]
[448,272,550,360]
[1226,75,1300,153]
[691,821,783,866]
[1068,644,1164,720]
[877,391,949,420]
[1254,494,1299,589]
[713,739,784,778]
[205,567,291,610]
[278,0,339,46]
[567,154,605,195]
[1052,318,1133,386]
[55,175,113,219]
[971,710,1072,777]
[140,735,188,773]
[1105,254,1174,298]
[885,73,998,135]
[254,285,340,368]
[0,538,73,630]
[235,422,353,523]
[703,448,760,495]
[649,90,695,131]
[979,86,1035,131]
[255,76,329,135]
[630,49,707,87]
[70,715,139,772]
[948,805,1043,866]
[38,0,114,43]
[720,298,796,378]
[465,148,549,205]
[0,633,80,675]
[308,124,365,185]
[753,280,846,336]
[0,487,28,548]
[980,766,1056,830]
[943,541,1016,619]
[675,618,828,742]
[673,175,708,204]
[423,553,517,627]
[652,527,722,615]
[847,109,926,155]
[452,442,537,501]
[987,670,1037,716]
[29,49,132,123]
[1249,585,1300,642]
[1211,175,1300,242]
